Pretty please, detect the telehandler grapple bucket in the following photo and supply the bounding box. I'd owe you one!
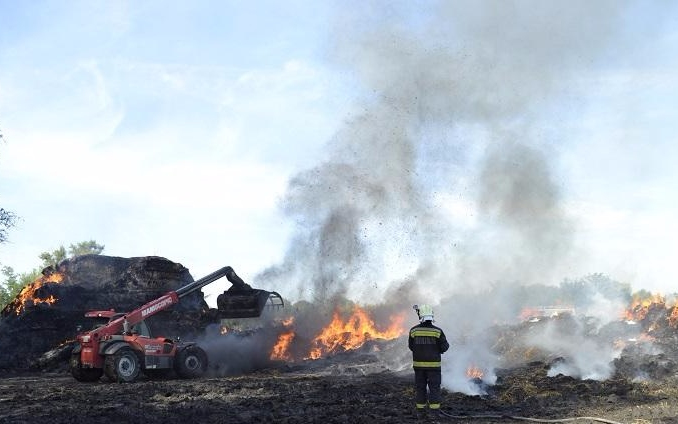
[216,289,284,318]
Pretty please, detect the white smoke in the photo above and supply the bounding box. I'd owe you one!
[257,0,632,301]
[252,0,672,392]
[528,319,621,381]
[443,341,498,396]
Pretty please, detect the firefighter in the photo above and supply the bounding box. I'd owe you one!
[408,304,449,414]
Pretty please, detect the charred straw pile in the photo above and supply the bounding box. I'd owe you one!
[0,255,211,371]
[490,307,678,383]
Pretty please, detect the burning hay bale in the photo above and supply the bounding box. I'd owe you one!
[266,302,407,364]
[0,254,209,371]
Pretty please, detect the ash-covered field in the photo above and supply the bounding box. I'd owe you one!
[1,355,678,424]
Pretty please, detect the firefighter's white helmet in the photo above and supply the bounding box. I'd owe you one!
[418,304,434,323]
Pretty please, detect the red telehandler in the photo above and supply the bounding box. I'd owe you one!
[69,265,283,383]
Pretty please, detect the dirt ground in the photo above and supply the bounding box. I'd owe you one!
[1,360,677,424]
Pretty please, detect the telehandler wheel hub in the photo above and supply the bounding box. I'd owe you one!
[183,356,200,370]
[118,357,137,378]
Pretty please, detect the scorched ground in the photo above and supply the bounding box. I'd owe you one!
[2,354,678,423]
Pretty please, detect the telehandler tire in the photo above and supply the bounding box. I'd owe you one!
[104,347,141,383]
[174,345,208,378]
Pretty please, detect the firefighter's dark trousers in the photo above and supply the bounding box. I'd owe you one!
[414,368,442,409]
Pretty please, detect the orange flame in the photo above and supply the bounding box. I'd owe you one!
[466,366,484,379]
[270,332,295,361]
[669,305,678,327]
[306,306,405,360]
[622,293,666,322]
[270,316,296,361]
[12,272,64,315]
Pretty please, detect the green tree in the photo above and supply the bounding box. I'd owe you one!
[0,207,17,244]
[38,246,67,268]
[0,240,105,307]
[0,266,24,308]
[38,240,104,268]
[68,240,105,257]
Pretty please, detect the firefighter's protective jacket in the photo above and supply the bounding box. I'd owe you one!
[408,321,449,369]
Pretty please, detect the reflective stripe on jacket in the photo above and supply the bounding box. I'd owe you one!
[408,321,449,369]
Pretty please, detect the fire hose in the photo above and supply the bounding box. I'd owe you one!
[437,410,624,424]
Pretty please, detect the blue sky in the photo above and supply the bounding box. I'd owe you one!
[1,1,678,305]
